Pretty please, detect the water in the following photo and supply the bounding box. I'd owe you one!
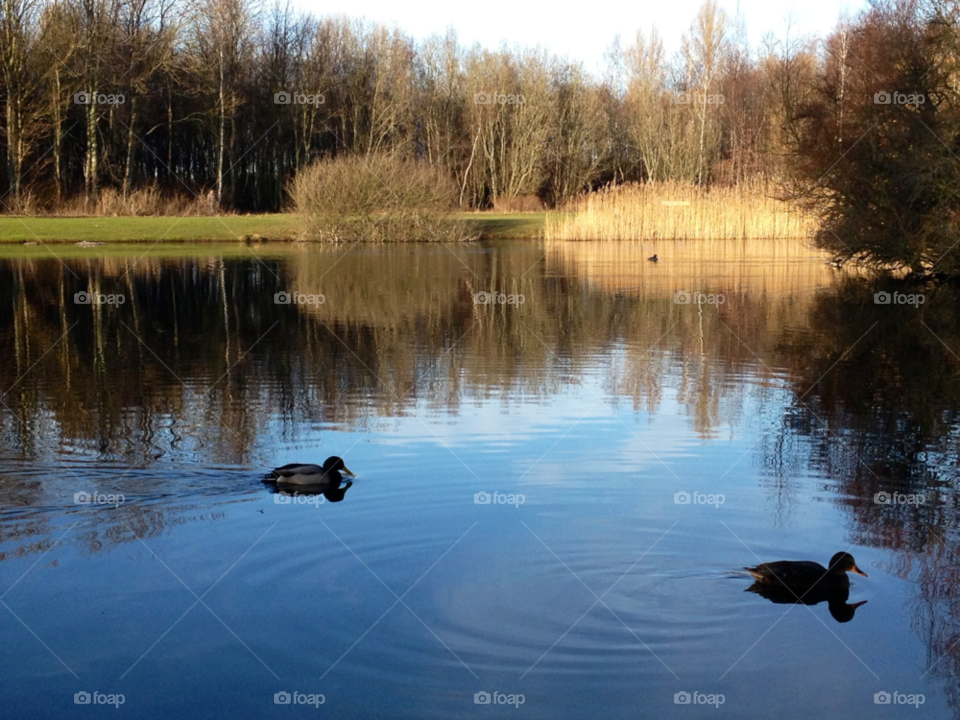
[0,241,956,718]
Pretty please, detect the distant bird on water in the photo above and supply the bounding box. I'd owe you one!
[648,254,658,262]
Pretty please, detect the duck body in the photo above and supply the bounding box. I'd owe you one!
[648,254,658,262]
[264,456,355,485]
[744,552,867,595]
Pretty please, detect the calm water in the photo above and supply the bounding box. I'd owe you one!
[1,241,958,718]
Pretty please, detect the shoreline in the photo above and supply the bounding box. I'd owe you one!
[0,213,546,244]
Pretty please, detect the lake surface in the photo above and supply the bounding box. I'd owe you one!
[1,240,957,718]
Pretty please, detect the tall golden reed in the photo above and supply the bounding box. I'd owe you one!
[545,181,818,241]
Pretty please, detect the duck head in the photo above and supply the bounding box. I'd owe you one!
[829,552,867,577]
[323,456,356,477]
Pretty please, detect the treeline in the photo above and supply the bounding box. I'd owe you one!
[0,0,814,212]
[4,0,959,218]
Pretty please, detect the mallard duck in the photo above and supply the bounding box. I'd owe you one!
[264,456,355,485]
[744,552,867,594]
[648,254,658,262]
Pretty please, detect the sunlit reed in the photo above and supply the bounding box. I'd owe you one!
[545,182,819,241]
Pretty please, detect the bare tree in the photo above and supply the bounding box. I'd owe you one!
[1,0,39,206]
[682,0,728,184]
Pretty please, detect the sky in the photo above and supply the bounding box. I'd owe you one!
[292,0,869,73]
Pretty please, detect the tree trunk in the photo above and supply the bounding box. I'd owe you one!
[123,96,138,195]
[85,87,99,204]
[53,68,63,204]
[216,48,225,207]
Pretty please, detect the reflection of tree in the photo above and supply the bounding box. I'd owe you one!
[0,245,827,562]
[765,277,960,716]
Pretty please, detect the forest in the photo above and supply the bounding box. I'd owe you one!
[4,0,960,269]
[0,0,834,213]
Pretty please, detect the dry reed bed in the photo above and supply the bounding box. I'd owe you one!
[545,239,841,298]
[20,185,223,217]
[546,182,819,241]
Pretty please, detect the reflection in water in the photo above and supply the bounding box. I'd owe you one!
[759,275,960,711]
[2,243,960,715]
[746,583,868,623]
[267,482,353,504]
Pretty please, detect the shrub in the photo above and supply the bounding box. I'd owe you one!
[289,154,467,242]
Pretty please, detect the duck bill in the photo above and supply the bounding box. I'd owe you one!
[341,466,356,477]
[852,565,868,577]
[850,600,868,609]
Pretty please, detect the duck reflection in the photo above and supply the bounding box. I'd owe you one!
[746,582,868,623]
[264,479,353,504]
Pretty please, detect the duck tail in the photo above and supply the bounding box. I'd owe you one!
[263,471,278,482]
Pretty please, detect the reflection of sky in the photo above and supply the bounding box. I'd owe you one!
[2,271,955,717]
[3,345,946,718]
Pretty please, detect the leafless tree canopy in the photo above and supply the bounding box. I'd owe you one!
[2,0,955,234]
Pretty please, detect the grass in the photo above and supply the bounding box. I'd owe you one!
[0,212,545,243]
[546,182,818,241]
[0,241,301,260]
[0,215,300,243]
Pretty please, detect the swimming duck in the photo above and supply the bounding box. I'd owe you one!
[744,552,867,594]
[648,254,658,262]
[264,456,356,485]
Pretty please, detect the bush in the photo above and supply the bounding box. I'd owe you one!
[289,154,467,242]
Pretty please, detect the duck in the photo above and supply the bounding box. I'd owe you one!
[263,456,356,485]
[744,552,867,595]
[648,254,658,262]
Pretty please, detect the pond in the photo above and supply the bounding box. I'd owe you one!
[0,240,957,718]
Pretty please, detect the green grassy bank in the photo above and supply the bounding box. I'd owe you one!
[0,213,545,244]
